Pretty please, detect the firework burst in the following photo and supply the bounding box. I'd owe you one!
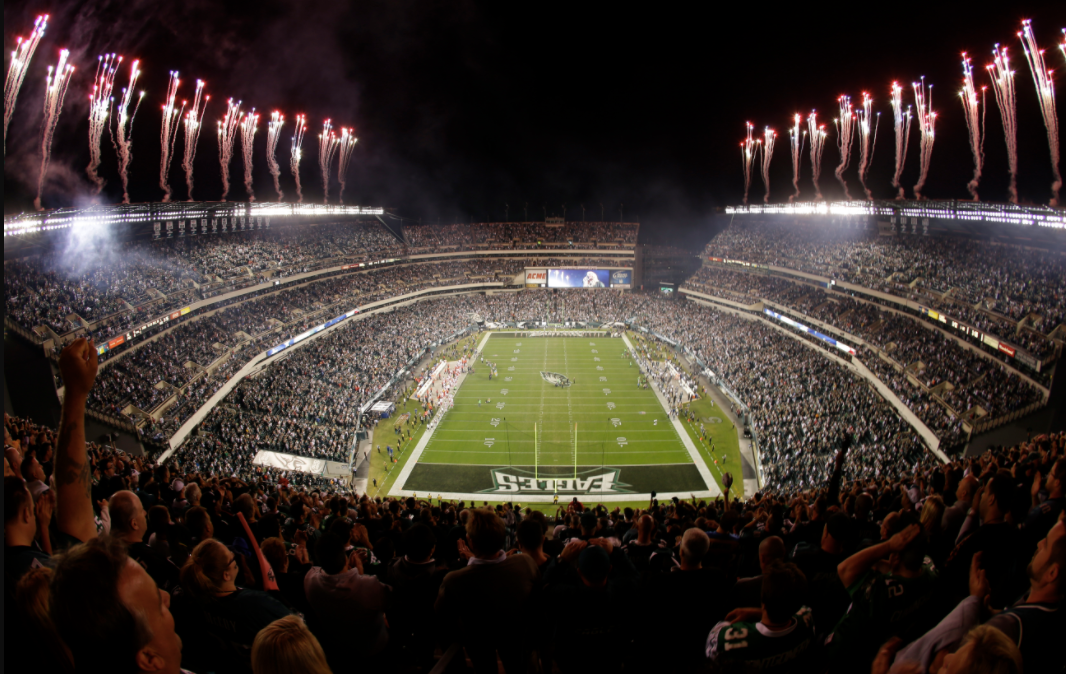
[239,109,259,201]
[740,121,757,205]
[788,113,805,203]
[912,77,937,200]
[855,92,879,200]
[34,50,75,211]
[807,111,827,200]
[337,127,358,204]
[159,72,185,202]
[959,54,985,200]
[217,99,242,201]
[1019,19,1061,205]
[111,60,143,204]
[290,114,307,203]
[182,80,208,201]
[4,14,48,154]
[833,95,856,200]
[266,111,285,201]
[890,82,913,199]
[318,119,340,204]
[760,127,776,204]
[86,53,120,193]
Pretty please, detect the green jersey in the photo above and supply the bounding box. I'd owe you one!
[706,606,815,673]
[824,559,938,668]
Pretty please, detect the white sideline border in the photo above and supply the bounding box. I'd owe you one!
[389,331,719,502]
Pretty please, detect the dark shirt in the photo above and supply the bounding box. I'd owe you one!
[4,544,54,596]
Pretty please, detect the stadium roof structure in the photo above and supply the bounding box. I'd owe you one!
[3,201,385,239]
[727,200,1065,235]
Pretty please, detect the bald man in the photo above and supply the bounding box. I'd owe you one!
[943,475,977,545]
[110,490,179,592]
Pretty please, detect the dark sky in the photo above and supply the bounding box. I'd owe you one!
[3,1,1064,247]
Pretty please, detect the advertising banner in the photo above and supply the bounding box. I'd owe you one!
[547,268,609,288]
[609,269,633,288]
[525,269,547,287]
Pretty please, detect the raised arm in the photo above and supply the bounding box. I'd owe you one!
[55,338,99,543]
[837,523,919,588]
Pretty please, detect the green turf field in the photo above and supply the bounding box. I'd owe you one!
[390,334,727,501]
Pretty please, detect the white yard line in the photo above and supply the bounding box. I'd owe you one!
[622,333,722,497]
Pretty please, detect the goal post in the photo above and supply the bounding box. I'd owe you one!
[534,422,538,479]
[574,422,578,479]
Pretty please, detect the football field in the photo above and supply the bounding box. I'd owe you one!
[391,333,723,502]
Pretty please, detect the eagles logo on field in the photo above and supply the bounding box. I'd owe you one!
[540,371,571,387]
[481,467,633,495]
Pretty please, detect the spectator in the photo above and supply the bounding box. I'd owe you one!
[386,523,448,669]
[706,560,815,672]
[304,533,392,671]
[514,516,551,572]
[111,490,180,592]
[436,507,540,674]
[51,535,185,674]
[938,625,1022,674]
[178,538,291,667]
[251,615,333,674]
[790,512,856,636]
[5,476,55,594]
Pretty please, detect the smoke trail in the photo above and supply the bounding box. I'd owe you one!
[760,127,776,204]
[834,95,856,200]
[110,60,142,205]
[912,78,936,200]
[987,46,1018,204]
[265,111,285,201]
[4,15,48,155]
[890,82,912,199]
[182,80,208,201]
[239,109,259,201]
[34,50,75,212]
[217,98,242,201]
[159,72,185,202]
[86,54,120,194]
[290,114,307,203]
[1019,20,1061,205]
[959,54,985,201]
[318,119,339,204]
[336,127,358,204]
[807,111,827,200]
[855,92,880,200]
[788,113,805,203]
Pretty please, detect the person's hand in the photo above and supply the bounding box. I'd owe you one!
[457,538,474,561]
[349,548,367,574]
[294,529,308,546]
[59,338,99,398]
[589,537,614,555]
[969,552,990,600]
[96,497,109,513]
[871,637,916,674]
[887,523,921,553]
[36,490,55,524]
[560,538,587,563]
[723,607,761,624]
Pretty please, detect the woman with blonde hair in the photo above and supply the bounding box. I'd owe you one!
[252,615,333,674]
[179,538,291,666]
[919,494,948,566]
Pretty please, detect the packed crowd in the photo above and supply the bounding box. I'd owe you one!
[704,220,1066,330]
[404,221,639,249]
[682,265,1046,439]
[6,339,1062,674]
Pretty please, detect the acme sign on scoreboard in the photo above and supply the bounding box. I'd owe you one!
[525,269,547,285]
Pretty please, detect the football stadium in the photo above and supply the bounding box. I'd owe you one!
[4,5,1066,674]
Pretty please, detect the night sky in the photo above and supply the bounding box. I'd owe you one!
[3,1,1064,247]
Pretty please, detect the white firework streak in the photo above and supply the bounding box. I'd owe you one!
[336,127,358,204]
[240,109,259,201]
[159,72,185,202]
[182,80,208,201]
[987,46,1018,204]
[34,50,75,212]
[290,114,307,203]
[217,98,242,201]
[788,113,805,203]
[111,60,143,205]
[86,53,120,193]
[912,78,937,200]
[959,54,985,201]
[182,79,208,200]
[855,92,880,200]
[760,127,776,204]
[4,14,48,154]
[890,82,913,199]
[833,95,857,200]
[318,119,340,204]
[265,111,285,201]
[740,121,756,205]
[1019,20,1061,205]
[807,111,827,200]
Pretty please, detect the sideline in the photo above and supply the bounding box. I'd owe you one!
[621,333,721,497]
